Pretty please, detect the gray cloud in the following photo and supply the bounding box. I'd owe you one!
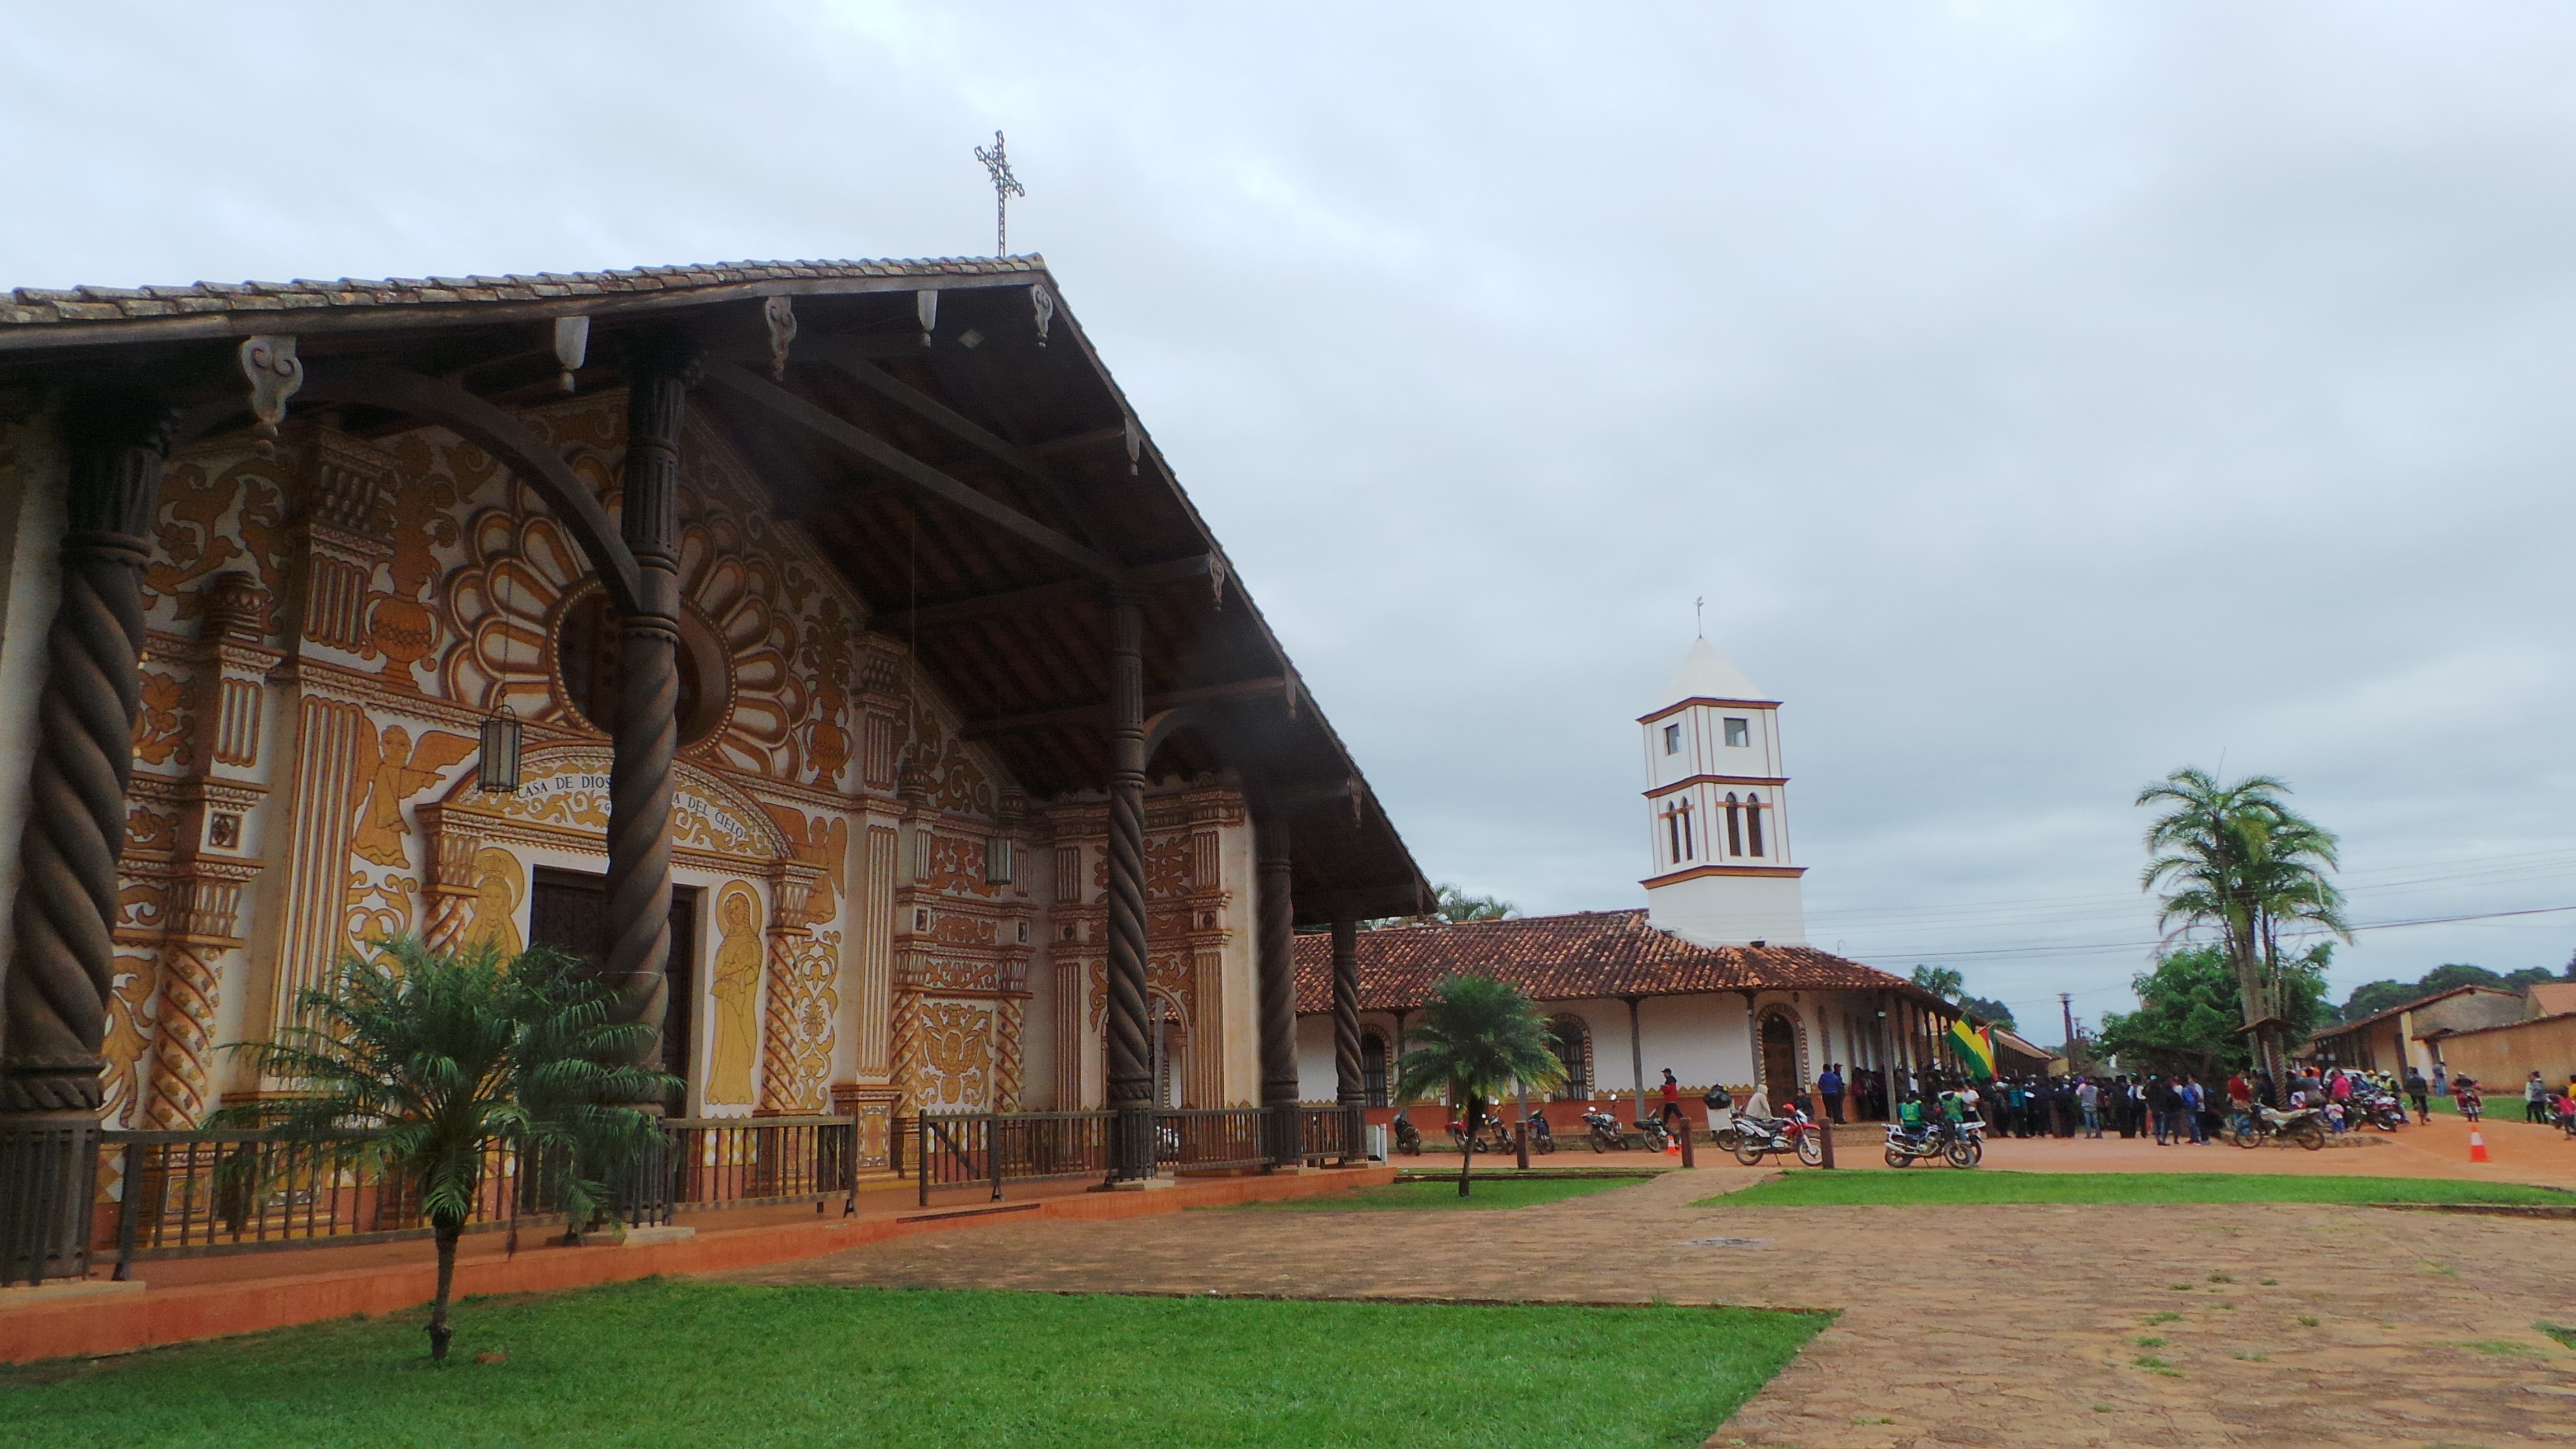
[10,1,2576,1025]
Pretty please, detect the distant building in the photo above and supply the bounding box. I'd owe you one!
[1294,640,1967,1116]
[2299,985,2525,1076]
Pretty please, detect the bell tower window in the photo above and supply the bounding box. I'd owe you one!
[1662,798,1696,863]
[1725,793,1744,857]
[1723,717,1750,747]
[1663,721,1682,756]
[1745,793,1766,857]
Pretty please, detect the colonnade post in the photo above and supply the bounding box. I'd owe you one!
[1329,907,1362,1162]
[602,341,692,1105]
[0,396,171,1282]
[1254,806,1299,1166]
[1101,590,1156,1180]
[1623,996,1646,1124]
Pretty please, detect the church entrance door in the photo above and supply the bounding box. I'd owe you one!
[1761,1012,1800,1096]
[530,867,698,1112]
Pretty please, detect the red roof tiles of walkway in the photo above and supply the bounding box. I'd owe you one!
[1292,909,1924,1014]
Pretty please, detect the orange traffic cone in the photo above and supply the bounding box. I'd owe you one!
[2468,1127,2490,1163]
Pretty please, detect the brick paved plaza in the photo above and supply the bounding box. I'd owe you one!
[728,1120,2576,1449]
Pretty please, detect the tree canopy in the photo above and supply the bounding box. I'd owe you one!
[2098,942,2335,1079]
[2135,766,2348,1084]
[1907,964,2016,1030]
[2340,960,2569,1020]
[1363,883,1517,929]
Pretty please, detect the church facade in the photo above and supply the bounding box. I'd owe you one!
[1296,640,1968,1116]
[0,258,1422,1279]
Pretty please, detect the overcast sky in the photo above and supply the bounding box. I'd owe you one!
[11,2,2576,1029]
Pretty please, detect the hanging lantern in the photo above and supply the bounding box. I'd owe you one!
[478,708,523,793]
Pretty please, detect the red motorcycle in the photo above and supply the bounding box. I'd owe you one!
[1729,1105,1824,1167]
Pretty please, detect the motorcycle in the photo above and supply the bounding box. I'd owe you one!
[1883,1117,1976,1168]
[2229,1103,2326,1150]
[1522,1111,1556,1154]
[1731,1106,1824,1167]
[2350,1090,2407,1132]
[1580,1106,1628,1153]
[1390,1111,1423,1157]
[1448,1115,1511,1156]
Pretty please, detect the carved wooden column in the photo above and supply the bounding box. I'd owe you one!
[1329,907,1362,1163]
[1254,807,1299,1166]
[1102,591,1154,1180]
[603,340,692,1082]
[0,395,169,1284]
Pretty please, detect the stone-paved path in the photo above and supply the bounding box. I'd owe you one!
[722,1168,2576,1448]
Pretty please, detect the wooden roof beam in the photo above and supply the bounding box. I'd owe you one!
[879,553,1224,635]
[703,360,1124,580]
[960,675,1292,739]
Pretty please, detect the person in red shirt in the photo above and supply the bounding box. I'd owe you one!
[1658,1068,1686,1133]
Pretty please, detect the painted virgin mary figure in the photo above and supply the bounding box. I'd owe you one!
[707,883,763,1105]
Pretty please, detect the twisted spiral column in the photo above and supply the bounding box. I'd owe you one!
[2,395,169,1282]
[758,933,803,1113]
[1102,593,1154,1178]
[1330,911,1362,1107]
[602,343,692,1086]
[143,945,219,1130]
[993,996,1025,1112]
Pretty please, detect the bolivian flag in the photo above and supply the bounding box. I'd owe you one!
[1948,1019,1997,1083]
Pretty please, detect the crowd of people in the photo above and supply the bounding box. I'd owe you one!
[1802,1060,2576,1142]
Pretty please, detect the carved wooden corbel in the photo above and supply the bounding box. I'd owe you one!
[1030,283,1054,347]
[238,336,304,455]
[553,316,590,393]
[915,288,939,346]
[763,296,798,380]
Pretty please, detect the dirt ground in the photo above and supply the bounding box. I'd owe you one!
[723,1124,2576,1449]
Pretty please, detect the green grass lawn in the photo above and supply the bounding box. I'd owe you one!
[1699,1171,2576,1209]
[1226,1177,1641,1211]
[1,1280,1825,1449]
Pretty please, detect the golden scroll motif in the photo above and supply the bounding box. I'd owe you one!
[918,1001,995,1109]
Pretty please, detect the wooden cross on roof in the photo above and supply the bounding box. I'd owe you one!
[975,130,1026,257]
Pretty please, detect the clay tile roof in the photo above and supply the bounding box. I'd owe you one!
[0,255,1047,330]
[1293,909,1920,1014]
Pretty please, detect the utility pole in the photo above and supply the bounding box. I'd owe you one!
[2059,993,2077,1069]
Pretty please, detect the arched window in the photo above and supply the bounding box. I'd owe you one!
[1663,801,1683,864]
[1725,793,1744,857]
[1678,799,1694,860]
[1361,1030,1390,1107]
[1745,793,1765,857]
[1546,1015,1593,1101]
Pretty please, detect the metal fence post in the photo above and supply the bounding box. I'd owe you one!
[111,1139,142,1281]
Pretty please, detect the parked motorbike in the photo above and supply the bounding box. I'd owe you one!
[1391,1111,1423,1156]
[1448,1115,1511,1156]
[1523,1111,1556,1154]
[1635,1119,1673,1154]
[1732,1107,1824,1167]
[1580,1106,1627,1153]
[2229,1103,2327,1150]
[1883,1118,1975,1168]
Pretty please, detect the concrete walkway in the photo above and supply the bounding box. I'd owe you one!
[726,1154,2576,1448]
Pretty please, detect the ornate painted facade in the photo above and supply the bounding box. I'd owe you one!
[86,391,1271,1168]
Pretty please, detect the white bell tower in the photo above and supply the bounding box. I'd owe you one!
[1639,638,1808,946]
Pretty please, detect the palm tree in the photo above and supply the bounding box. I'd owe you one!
[1392,974,1566,1196]
[2137,768,2351,1097]
[215,936,674,1362]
